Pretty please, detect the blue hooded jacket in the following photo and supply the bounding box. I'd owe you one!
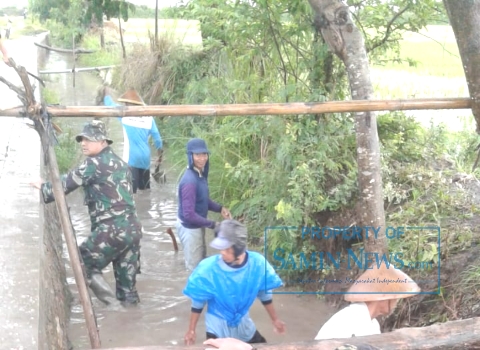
[177,139,222,229]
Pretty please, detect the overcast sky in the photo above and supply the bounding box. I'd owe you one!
[127,0,184,8]
[4,0,183,9]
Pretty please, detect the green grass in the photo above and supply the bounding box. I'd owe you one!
[374,41,463,78]
[77,33,122,67]
[121,18,202,46]
[41,87,60,104]
[0,16,47,39]
[369,25,467,100]
[372,25,464,78]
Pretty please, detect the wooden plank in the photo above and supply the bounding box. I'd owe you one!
[94,317,480,350]
[34,41,96,54]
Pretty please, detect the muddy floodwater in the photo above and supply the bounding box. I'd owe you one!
[39,51,336,349]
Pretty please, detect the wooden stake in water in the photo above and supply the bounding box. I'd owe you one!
[72,34,76,88]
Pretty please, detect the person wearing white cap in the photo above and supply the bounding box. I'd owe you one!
[182,220,286,346]
[315,263,421,340]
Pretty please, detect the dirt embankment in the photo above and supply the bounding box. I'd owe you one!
[296,167,480,331]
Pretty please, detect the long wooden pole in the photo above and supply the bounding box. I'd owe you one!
[72,34,76,88]
[38,66,117,74]
[94,316,480,350]
[0,97,471,118]
[34,41,96,54]
[44,136,102,349]
[47,97,473,117]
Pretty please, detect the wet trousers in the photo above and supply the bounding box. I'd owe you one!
[80,224,142,304]
[130,166,150,194]
[206,330,267,344]
[176,220,206,272]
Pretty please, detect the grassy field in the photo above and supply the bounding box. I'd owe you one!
[114,18,202,47]
[102,20,469,123]
[370,25,467,104]
[372,25,463,78]
[117,21,464,80]
[5,17,467,103]
[370,25,471,133]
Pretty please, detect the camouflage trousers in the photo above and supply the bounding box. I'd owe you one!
[79,221,142,304]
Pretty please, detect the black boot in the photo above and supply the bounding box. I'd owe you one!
[120,291,140,307]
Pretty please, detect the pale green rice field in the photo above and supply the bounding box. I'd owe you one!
[370,25,471,131]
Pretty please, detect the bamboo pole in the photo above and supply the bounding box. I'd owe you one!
[38,65,117,74]
[34,41,96,54]
[72,34,76,88]
[43,135,102,349]
[47,97,473,117]
[0,97,472,118]
[7,61,102,348]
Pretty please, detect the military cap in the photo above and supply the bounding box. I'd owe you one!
[75,120,113,144]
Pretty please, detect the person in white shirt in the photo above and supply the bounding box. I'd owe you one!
[315,263,421,340]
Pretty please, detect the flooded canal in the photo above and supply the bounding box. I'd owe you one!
[40,51,335,349]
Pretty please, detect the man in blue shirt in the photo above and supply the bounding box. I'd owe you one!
[183,220,286,346]
[102,87,163,193]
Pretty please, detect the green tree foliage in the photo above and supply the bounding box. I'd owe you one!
[132,5,155,18]
[117,0,447,280]
[30,0,70,22]
[84,0,136,25]
[29,0,86,46]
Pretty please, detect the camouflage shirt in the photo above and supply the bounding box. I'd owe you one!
[41,146,142,230]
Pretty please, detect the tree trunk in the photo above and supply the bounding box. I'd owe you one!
[155,0,159,49]
[97,316,480,349]
[308,0,387,255]
[100,18,105,50]
[118,17,126,60]
[443,0,480,134]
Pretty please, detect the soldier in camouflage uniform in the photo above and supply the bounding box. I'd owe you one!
[31,120,143,305]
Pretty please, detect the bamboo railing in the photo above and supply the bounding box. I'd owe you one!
[0,97,473,118]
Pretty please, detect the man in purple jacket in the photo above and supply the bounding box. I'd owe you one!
[176,138,231,271]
